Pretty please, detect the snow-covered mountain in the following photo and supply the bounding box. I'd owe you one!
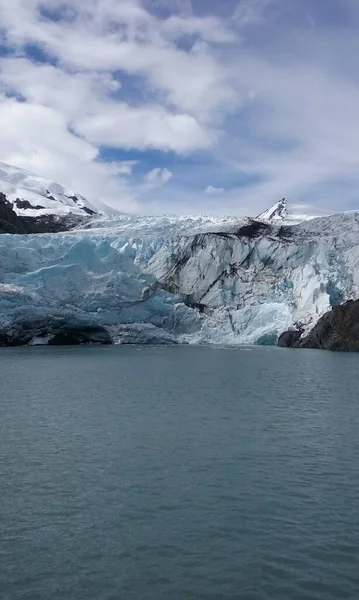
[257,197,334,223]
[2,205,359,346]
[0,161,99,217]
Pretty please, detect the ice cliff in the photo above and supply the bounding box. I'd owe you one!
[2,208,359,346]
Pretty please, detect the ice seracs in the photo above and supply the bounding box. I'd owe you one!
[2,208,359,346]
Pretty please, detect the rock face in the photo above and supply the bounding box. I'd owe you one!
[278,300,359,351]
[0,318,112,346]
[0,193,29,234]
[277,329,303,348]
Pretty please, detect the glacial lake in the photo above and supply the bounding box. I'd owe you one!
[1,345,359,600]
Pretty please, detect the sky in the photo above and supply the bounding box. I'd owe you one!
[1,0,359,215]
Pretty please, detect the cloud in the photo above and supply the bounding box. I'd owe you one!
[0,56,213,153]
[204,185,225,195]
[233,0,279,25]
[0,96,137,211]
[2,0,359,215]
[144,167,173,184]
[162,15,236,43]
[0,0,236,212]
[144,0,193,16]
[0,0,235,121]
[75,106,213,152]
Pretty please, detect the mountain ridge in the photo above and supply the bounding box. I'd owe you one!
[257,197,336,223]
[0,161,100,219]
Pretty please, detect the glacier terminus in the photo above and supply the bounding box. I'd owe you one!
[1,161,359,347]
[2,184,359,345]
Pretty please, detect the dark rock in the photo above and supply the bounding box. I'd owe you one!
[0,332,15,347]
[184,299,206,313]
[80,205,96,216]
[46,190,57,201]
[235,219,271,238]
[15,198,45,210]
[210,219,271,240]
[297,300,359,351]
[22,213,85,233]
[278,329,303,347]
[279,299,359,351]
[277,225,294,239]
[47,326,112,345]
[0,319,112,346]
[67,195,96,215]
[0,191,87,234]
[0,192,29,234]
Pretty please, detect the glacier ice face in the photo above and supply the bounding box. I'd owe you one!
[0,228,203,345]
[1,211,359,345]
[147,214,359,343]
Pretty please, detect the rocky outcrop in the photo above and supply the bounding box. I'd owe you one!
[277,329,303,347]
[15,198,45,211]
[0,319,181,347]
[0,192,29,234]
[0,318,112,346]
[67,195,96,216]
[278,299,359,351]
[22,213,85,234]
[0,192,85,234]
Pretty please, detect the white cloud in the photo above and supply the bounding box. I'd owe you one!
[161,15,236,43]
[1,0,359,214]
[0,97,137,211]
[144,0,193,16]
[75,106,213,152]
[0,0,236,211]
[0,0,235,121]
[233,0,279,25]
[144,168,173,184]
[0,56,213,153]
[218,49,359,211]
[0,57,118,119]
[205,186,225,195]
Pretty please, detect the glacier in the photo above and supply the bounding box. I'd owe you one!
[2,209,359,346]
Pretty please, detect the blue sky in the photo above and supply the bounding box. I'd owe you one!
[1,0,359,215]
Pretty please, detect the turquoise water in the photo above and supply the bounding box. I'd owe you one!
[1,346,359,600]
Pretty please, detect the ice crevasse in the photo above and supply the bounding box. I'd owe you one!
[1,211,359,345]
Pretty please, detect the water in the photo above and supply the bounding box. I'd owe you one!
[1,346,359,600]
